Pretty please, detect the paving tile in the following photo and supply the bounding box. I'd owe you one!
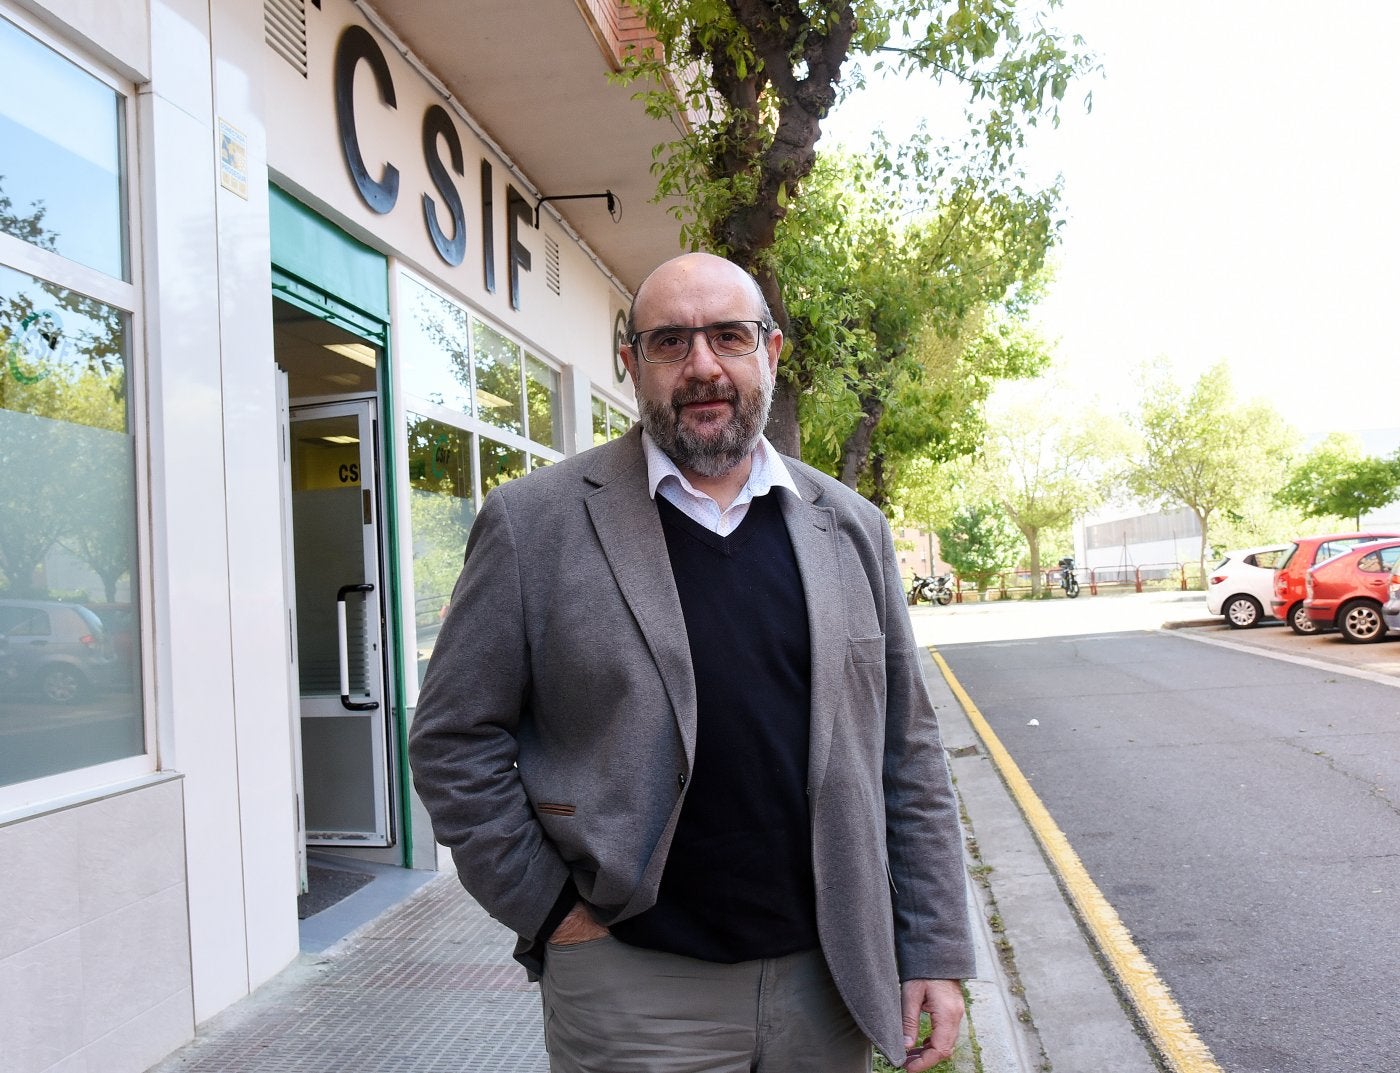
[147,877,547,1073]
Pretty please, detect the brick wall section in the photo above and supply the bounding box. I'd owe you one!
[576,0,662,70]
[574,0,703,130]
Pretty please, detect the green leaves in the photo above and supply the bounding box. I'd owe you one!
[936,503,1025,591]
[1127,359,1297,573]
[618,1,1090,483]
[1274,432,1400,528]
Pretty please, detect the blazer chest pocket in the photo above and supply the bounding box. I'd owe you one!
[847,635,885,665]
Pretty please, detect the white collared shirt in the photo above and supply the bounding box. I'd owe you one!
[641,431,801,536]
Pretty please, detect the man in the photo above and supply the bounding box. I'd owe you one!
[409,253,974,1072]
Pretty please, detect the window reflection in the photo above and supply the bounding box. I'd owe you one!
[479,436,526,497]
[0,264,142,787]
[592,396,607,446]
[399,275,470,413]
[0,16,126,279]
[524,353,560,450]
[472,320,522,434]
[407,414,476,684]
[592,395,632,444]
[610,404,632,440]
[397,275,564,460]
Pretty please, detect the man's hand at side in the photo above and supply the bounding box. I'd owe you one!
[548,902,610,946]
[900,978,964,1071]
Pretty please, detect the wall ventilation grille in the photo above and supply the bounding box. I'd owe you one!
[266,0,308,77]
[546,237,561,296]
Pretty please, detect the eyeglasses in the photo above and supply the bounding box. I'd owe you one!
[631,320,769,364]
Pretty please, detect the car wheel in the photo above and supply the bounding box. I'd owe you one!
[39,665,87,704]
[1337,600,1387,644]
[1288,603,1318,635]
[1224,594,1263,628]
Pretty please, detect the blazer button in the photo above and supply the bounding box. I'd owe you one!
[677,773,687,789]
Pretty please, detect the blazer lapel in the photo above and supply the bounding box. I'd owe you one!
[583,431,698,763]
[780,475,844,801]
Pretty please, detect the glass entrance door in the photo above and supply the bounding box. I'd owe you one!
[288,400,391,844]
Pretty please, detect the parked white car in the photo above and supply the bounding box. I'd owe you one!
[1205,544,1290,628]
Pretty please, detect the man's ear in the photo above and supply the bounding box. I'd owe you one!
[765,327,784,377]
[619,342,640,386]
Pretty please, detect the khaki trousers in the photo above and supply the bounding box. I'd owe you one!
[539,937,871,1073]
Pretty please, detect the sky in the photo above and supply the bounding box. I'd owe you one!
[821,1,1400,447]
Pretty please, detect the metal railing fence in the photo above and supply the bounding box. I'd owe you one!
[909,561,1207,603]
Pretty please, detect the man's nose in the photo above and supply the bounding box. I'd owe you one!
[683,331,725,377]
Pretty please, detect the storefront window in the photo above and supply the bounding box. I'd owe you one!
[611,404,632,440]
[396,274,566,682]
[399,275,471,413]
[0,16,126,279]
[524,353,561,450]
[406,413,475,684]
[592,396,608,445]
[397,272,564,466]
[592,395,632,444]
[479,437,526,497]
[0,264,142,787]
[472,320,522,434]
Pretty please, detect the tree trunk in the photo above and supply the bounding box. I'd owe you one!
[752,260,802,458]
[869,452,888,510]
[1196,508,1211,587]
[1026,529,1041,597]
[766,377,801,457]
[838,396,885,490]
[697,4,855,464]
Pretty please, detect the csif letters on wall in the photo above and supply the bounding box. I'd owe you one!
[334,24,534,310]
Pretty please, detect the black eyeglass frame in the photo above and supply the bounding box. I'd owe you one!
[629,320,772,364]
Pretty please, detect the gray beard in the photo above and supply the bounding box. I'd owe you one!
[639,370,773,478]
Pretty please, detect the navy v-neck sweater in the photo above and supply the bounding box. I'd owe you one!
[609,493,820,962]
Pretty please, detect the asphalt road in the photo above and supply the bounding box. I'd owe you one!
[919,598,1400,1073]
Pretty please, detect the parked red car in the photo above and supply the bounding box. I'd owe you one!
[1272,531,1400,634]
[1303,539,1400,642]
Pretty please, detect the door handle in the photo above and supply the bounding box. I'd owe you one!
[337,583,380,711]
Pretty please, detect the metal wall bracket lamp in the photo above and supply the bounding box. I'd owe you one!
[533,190,621,228]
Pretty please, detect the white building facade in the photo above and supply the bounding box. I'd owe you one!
[0,2,676,1070]
[1077,504,1203,578]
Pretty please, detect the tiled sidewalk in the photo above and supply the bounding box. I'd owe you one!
[148,877,547,1073]
[143,636,1171,1073]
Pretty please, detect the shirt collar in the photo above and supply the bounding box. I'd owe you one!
[641,430,801,504]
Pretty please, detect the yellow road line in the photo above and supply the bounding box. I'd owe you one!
[930,647,1224,1073]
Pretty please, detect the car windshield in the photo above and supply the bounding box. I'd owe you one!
[1277,544,1299,571]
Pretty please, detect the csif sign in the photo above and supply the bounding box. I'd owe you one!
[334,24,534,310]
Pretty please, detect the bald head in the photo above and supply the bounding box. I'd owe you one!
[618,252,783,486]
[626,253,772,339]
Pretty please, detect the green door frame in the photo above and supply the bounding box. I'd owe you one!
[270,184,415,867]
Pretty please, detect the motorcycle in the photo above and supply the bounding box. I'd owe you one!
[1058,556,1081,598]
[908,571,955,606]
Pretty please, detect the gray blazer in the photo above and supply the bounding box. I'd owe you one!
[409,427,974,1060]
